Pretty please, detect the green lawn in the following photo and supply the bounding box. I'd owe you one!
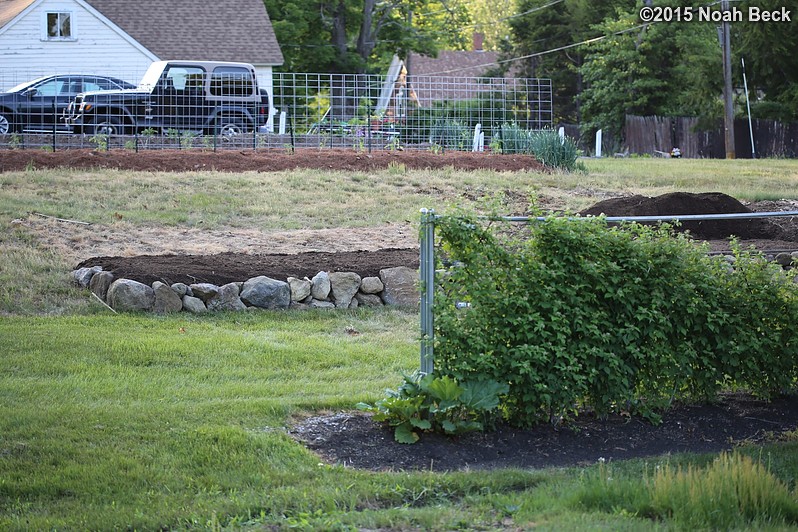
[2,158,798,529]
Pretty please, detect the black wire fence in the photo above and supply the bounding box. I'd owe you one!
[0,71,553,153]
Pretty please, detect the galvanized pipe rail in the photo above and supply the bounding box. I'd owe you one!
[418,208,798,375]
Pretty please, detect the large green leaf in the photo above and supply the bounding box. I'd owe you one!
[410,418,431,430]
[460,380,509,412]
[426,375,463,402]
[394,422,419,444]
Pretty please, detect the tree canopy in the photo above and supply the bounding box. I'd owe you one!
[264,0,798,131]
[502,0,798,139]
[579,4,722,138]
[263,0,471,73]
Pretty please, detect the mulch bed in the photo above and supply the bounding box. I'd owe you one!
[291,392,798,472]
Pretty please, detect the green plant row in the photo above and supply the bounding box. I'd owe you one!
[432,214,798,427]
[493,123,584,171]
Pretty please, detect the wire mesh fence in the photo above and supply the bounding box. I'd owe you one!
[0,69,552,153]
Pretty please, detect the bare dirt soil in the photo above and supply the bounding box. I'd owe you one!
[0,147,546,173]
[8,148,798,471]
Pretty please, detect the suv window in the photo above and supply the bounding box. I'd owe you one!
[165,66,205,92]
[210,66,254,97]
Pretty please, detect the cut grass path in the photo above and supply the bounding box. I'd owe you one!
[0,311,430,529]
[3,312,798,530]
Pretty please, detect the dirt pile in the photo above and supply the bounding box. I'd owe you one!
[579,191,789,240]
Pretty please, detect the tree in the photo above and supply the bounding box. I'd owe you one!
[506,0,629,123]
[579,5,722,141]
[734,0,798,120]
[265,1,336,72]
[263,0,470,73]
[460,0,514,50]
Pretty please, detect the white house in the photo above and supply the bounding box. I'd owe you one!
[0,0,284,98]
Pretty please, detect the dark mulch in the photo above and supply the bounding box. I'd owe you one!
[0,147,546,173]
[291,392,798,472]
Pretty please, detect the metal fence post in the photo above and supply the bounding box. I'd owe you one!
[420,208,436,375]
[51,102,57,152]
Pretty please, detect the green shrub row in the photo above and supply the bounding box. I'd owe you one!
[433,214,798,428]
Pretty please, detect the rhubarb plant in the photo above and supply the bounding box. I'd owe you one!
[357,372,508,444]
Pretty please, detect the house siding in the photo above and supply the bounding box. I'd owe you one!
[0,0,155,88]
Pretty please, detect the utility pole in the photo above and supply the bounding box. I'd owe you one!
[721,0,736,159]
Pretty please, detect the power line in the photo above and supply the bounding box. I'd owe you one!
[421,23,651,76]
[279,0,566,50]
[413,0,566,39]
[415,0,564,24]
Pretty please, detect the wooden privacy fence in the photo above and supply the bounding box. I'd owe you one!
[624,115,798,158]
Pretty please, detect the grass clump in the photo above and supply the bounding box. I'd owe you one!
[495,124,584,172]
[575,452,798,529]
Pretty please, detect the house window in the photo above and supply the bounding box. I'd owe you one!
[46,12,72,39]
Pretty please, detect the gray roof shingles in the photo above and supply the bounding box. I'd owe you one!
[0,0,283,65]
[407,51,502,78]
[0,0,36,29]
[85,0,283,65]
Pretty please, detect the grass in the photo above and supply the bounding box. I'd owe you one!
[3,312,798,530]
[2,157,798,528]
[1,159,797,232]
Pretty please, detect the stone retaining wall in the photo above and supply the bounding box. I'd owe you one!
[72,266,419,313]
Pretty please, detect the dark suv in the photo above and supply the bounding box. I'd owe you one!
[0,74,135,135]
[65,61,270,137]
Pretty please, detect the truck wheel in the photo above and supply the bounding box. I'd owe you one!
[0,112,11,135]
[215,117,248,140]
[91,117,123,136]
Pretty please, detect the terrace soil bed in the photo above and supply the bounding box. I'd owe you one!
[0,147,547,173]
[13,148,798,472]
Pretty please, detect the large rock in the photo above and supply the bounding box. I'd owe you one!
[288,277,312,302]
[152,281,183,313]
[379,266,418,307]
[360,276,384,294]
[311,271,331,300]
[182,295,207,313]
[207,282,247,311]
[355,293,383,307]
[89,271,114,300]
[171,283,190,298]
[329,272,361,308]
[106,279,155,312]
[189,283,219,302]
[240,276,291,309]
[73,266,102,288]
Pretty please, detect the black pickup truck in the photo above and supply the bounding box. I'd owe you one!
[65,60,270,138]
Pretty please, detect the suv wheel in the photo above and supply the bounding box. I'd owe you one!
[0,112,11,135]
[91,117,123,136]
[215,117,248,140]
